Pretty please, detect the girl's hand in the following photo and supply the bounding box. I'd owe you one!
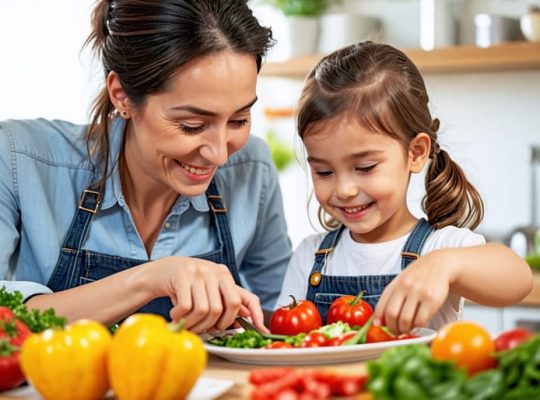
[143,256,257,333]
[373,250,455,334]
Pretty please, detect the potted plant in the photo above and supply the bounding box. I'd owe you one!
[259,0,342,58]
[264,0,340,17]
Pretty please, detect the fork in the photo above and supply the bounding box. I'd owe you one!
[235,316,290,341]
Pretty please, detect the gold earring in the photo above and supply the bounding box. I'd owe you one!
[120,110,129,119]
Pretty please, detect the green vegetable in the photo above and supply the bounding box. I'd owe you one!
[367,344,467,400]
[0,286,66,332]
[282,332,306,347]
[345,317,373,345]
[316,321,352,338]
[366,334,540,400]
[208,330,271,349]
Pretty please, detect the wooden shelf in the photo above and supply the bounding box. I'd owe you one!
[261,41,540,79]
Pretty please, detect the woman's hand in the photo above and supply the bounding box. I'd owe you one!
[143,256,262,333]
[373,250,455,334]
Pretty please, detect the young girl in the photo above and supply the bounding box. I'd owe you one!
[276,41,532,334]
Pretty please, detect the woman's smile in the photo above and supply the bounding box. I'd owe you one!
[175,160,216,182]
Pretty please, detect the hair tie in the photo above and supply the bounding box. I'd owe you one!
[432,141,441,156]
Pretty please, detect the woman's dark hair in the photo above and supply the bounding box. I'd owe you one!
[84,0,274,191]
[298,41,483,230]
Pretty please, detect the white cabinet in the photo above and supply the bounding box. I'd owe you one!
[463,303,540,336]
[502,306,540,332]
[462,304,503,336]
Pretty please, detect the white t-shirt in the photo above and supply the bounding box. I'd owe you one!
[276,225,485,331]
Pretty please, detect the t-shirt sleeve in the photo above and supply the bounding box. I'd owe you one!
[425,226,486,329]
[274,234,322,310]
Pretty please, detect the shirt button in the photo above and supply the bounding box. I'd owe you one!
[165,222,171,229]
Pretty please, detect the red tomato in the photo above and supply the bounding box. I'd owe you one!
[494,327,534,352]
[326,291,373,327]
[0,340,26,391]
[300,332,328,348]
[431,321,497,376]
[265,341,294,350]
[0,307,32,347]
[366,326,394,343]
[270,296,322,336]
[328,331,357,346]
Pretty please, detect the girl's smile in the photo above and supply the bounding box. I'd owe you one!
[338,201,376,221]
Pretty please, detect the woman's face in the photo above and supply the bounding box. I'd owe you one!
[304,113,417,243]
[124,51,258,198]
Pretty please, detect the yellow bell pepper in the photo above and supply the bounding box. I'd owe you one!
[20,319,111,400]
[108,313,207,400]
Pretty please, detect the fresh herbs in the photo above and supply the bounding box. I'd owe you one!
[0,287,66,332]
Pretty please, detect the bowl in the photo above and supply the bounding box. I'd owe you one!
[521,11,540,42]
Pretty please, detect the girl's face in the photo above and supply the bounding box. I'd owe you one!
[304,113,420,243]
[123,51,258,198]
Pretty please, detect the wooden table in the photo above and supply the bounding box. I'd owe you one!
[0,355,370,400]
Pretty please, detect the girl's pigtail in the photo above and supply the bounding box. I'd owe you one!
[423,147,484,229]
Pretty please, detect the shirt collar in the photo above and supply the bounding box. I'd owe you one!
[98,118,210,213]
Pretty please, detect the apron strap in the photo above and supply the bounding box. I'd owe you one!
[306,225,345,299]
[205,180,241,285]
[400,218,434,269]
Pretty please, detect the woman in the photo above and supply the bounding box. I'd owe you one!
[0,0,291,333]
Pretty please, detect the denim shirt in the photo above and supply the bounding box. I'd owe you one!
[0,118,292,310]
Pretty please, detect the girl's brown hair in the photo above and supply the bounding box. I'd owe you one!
[84,0,274,192]
[298,41,483,230]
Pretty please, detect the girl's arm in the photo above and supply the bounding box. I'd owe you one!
[374,243,533,334]
[443,243,533,306]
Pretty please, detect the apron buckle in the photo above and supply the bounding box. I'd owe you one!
[79,189,101,214]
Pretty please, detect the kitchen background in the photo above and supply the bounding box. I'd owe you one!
[1,0,539,334]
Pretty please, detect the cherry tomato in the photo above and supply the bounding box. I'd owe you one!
[431,321,497,376]
[366,326,394,343]
[270,296,322,336]
[265,341,294,350]
[328,331,357,346]
[249,367,294,385]
[326,291,373,327]
[300,332,328,348]
[494,327,534,352]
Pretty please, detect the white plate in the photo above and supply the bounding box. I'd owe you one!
[3,377,234,400]
[204,328,436,366]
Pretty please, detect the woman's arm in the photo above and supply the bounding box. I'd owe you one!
[25,256,263,332]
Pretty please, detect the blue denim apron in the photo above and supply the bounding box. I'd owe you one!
[47,180,240,320]
[306,218,433,323]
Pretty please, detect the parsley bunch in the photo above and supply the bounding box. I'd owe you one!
[0,286,66,332]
